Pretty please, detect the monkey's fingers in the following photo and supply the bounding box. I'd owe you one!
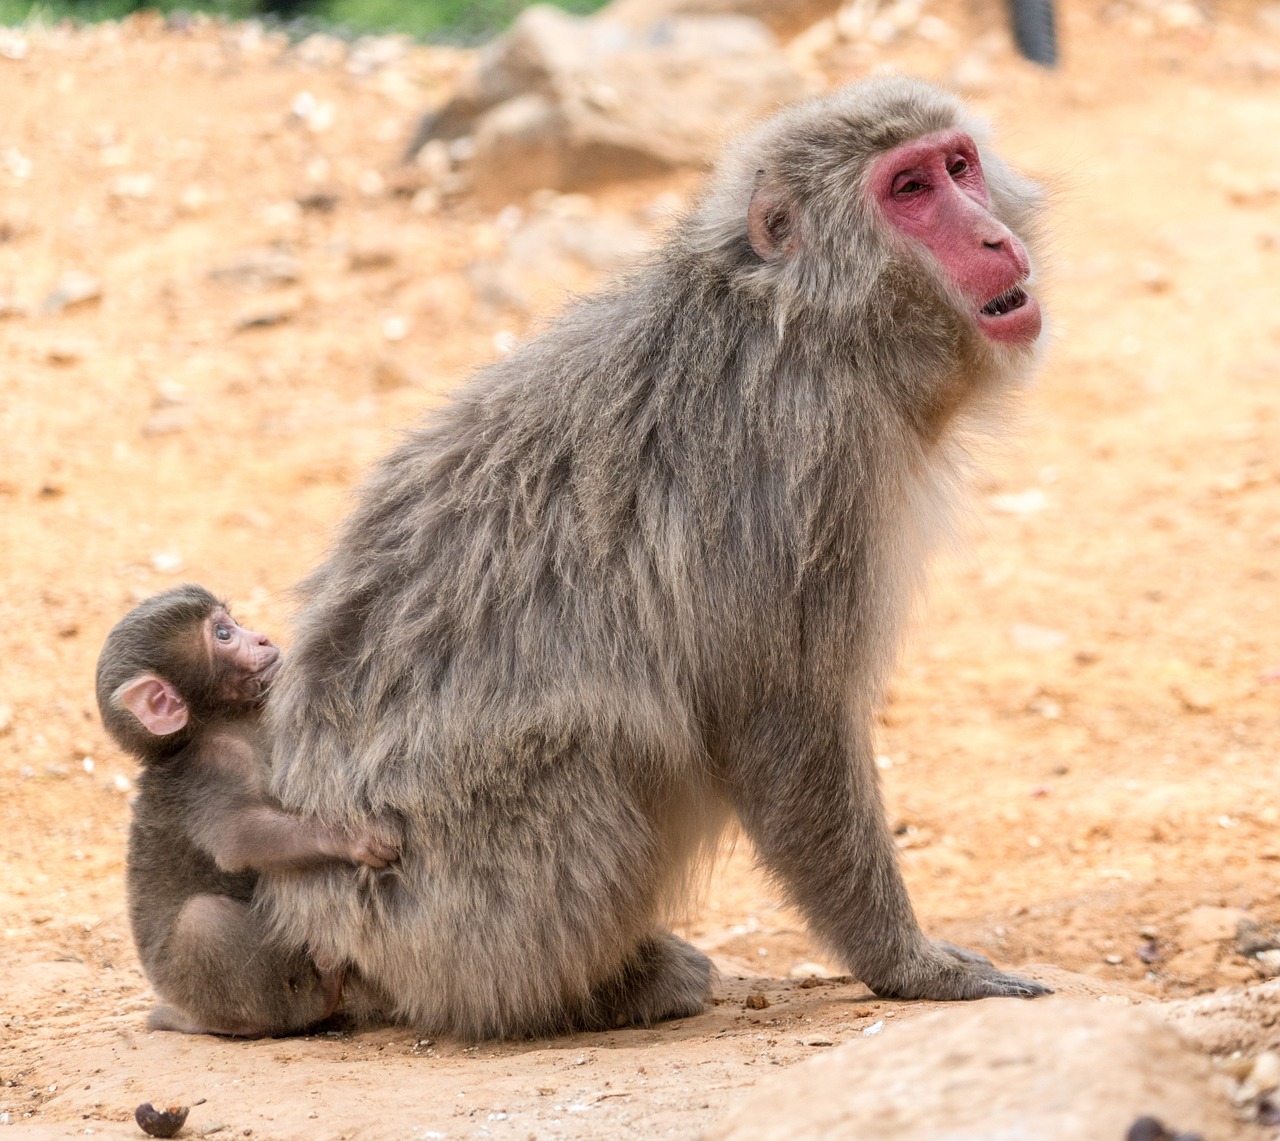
[351,838,399,867]
[977,970,1053,998]
[870,947,1053,1002]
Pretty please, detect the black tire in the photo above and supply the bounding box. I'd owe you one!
[1008,0,1059,66]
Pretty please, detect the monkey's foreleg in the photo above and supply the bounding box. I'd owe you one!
[728,706,1051,1002]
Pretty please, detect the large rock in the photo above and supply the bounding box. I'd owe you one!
[603,0,841,38]
[704,997,1238,1140]
[406,4,810,203]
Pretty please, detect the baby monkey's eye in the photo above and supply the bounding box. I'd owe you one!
[214,624,233,642]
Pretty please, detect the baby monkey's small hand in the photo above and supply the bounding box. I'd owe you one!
[346,816,401,868]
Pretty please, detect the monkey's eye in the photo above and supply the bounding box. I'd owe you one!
[947,157,968,178]
[214,624,233,642]
[892,177,927,196]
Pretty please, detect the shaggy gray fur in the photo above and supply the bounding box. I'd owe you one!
[263,76,1050,1040]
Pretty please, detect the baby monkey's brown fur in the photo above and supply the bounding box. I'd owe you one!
[96,584,399,1036]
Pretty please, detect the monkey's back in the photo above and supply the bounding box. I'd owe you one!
[126,755,259,974]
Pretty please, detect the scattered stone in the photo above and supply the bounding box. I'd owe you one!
[0,704,13,735]
[348,246,397,272]
[1137,260,1171,291]
[296,190,340,213]
[1124,1116,1203,1141]
[177,184,210,215]
[790,962,827,980]
[1237,919,1280,958]
[1,145,32,180]
[42,271,102,315]
[346,33,411,76]
[209,248,301,291]
[950,50,995,95]
[988,488,1048,514]
[1009,622,1068,652]
[1227,1051,1280,1123]
[1170,682,1214,713]
[744,993,770,1010]
[1254,950,1280,978]
[292,32,346,69]
[371,357,412,391]
[799,1033,834,1046]
[141,410,192,437]
[234,307,293,331]
[149,551,184,574]
[109,172,156,200]
[261,200,303,227]
[45,339,89,365]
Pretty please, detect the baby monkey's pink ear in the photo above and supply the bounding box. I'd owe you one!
[118,675,189,736]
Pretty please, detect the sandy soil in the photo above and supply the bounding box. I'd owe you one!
[1,2,1279,1137]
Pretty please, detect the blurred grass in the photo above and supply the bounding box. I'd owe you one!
[0,0,609,40]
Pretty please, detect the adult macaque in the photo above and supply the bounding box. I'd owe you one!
[95,585,399,1036]
[265,77,1051,1040]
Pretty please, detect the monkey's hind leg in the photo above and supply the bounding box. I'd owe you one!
[147,894,338,1037]
[579,934,714,1031]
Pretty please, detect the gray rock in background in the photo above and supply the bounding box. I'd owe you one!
[603,0,842,38]
[405,4,810,203]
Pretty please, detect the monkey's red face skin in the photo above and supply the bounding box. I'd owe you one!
[871,129,1042,347]
[205,609,282,699]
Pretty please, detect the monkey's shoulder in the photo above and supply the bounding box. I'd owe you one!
[176,719,271,798]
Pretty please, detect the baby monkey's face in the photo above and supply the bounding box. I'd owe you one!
[204,608,282,701]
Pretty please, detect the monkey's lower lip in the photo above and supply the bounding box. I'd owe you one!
[977,284,1041,345]
[258,657,283,687]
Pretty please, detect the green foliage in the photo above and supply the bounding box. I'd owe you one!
[0,0,609,40]
[1,0,259,22]
[323,0,607,40]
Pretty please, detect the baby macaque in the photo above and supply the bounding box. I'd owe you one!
[95,584,399,1036]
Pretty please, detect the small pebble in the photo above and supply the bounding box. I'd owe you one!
[134,1103,189,1138]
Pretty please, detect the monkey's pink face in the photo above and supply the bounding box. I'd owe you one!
[871,129,1042,347]
[205,608,282,699]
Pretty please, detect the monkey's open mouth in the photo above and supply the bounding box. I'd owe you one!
[980,285,1028,317]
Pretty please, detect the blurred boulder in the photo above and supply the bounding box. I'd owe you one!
[405,4,809,203]
[705,997,1237,1141]
[603,0,841,38]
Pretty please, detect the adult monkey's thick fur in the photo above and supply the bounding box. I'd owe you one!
[264,77,1051,1039]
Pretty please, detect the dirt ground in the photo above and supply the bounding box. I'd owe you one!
[1,1,1279,1137]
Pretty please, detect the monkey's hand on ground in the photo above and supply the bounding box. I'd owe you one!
[342,817,401,868]
[868,940,1052,1001]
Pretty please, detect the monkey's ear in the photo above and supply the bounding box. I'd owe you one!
[747,180,800,262]
[118,675,189,736]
